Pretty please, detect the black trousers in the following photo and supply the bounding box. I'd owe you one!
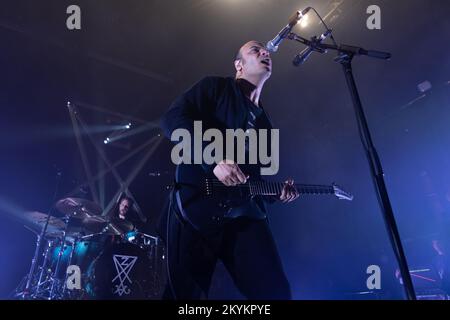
[161,197,291,300]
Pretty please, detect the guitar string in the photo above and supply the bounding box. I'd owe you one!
[205,180,333,188]
[206,181,333,190]
[205,181,334,193]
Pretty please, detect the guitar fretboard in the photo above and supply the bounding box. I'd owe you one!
[205,179,334,196]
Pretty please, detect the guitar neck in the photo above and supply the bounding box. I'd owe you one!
[248,181,334,196]
[206,179,334,197]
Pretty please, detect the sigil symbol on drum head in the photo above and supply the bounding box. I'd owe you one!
[112,255,138,296]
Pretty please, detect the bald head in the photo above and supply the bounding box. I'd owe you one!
[233,40,272,83]
[234,41,265,62]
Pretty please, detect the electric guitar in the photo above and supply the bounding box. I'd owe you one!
[174,164,353,233]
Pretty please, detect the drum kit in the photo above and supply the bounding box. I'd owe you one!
[14,198,165,300]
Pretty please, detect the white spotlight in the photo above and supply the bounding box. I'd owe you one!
[300,14,309,28]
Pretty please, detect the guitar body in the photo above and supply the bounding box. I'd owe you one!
[175,164,252,233]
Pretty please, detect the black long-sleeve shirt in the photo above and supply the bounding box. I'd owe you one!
[161,76,275,219]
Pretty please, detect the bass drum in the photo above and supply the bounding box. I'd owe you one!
[84,242,153,300]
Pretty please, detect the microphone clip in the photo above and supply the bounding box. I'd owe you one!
[288,29,333,66]
[307,35,329,54]
[288,28,332,52]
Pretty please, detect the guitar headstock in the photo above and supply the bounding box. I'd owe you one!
[332,183,354,201]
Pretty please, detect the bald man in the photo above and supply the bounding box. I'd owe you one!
[160,40,299,300]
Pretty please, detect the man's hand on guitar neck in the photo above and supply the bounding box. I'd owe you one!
[213,160,299,203]
[280,179,299,203]
[213,160,248,186]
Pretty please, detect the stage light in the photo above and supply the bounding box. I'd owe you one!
[300,14,309,28]
[103,139,108,144]
[125,123,132,129]
[417,80,432,93]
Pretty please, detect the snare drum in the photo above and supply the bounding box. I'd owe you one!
[123,231,158,248]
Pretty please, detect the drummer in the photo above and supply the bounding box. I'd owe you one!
[118,196,132,221]
[107,195,142,232]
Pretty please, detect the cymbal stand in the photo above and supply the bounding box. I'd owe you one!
[49,215,71,299]
[33,239,53,298]
[22,171,62,299]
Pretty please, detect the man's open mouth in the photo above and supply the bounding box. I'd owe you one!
[261,59,271,66]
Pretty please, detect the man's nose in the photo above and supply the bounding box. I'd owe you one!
[260,48,270,57]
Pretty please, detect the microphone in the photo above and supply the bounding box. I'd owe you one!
[293,29,332,66]
[266,7,312,53]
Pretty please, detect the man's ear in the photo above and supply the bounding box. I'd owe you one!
[234,59,242,72]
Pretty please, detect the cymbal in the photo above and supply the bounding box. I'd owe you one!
[81,216,107,233]
[105,218,134,235]
[21,211,71,238]
[22,211,107,238]
[24,211,66,229]
[55,198,103,218]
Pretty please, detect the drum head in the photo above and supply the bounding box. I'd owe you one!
[85,242,152,299]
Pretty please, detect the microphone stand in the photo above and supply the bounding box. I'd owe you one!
[288,33,416,300]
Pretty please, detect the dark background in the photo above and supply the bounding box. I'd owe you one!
[1,0,450,299]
